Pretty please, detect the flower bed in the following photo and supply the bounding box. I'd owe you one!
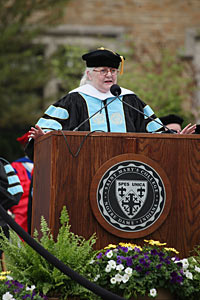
[86,240,200,299]
[0,271,47,299]
[0,207,200,299]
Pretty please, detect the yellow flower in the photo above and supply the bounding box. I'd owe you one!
[119,242,142,251]
[144,239,167,246]
[0,271,11,281]
[164,247,179,254]
[0,276,7,280]
[104,244,117,249]
[0,271,10,275]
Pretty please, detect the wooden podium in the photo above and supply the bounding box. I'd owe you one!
[32,131,200,257]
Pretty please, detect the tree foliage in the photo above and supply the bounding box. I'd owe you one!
[51,44,87,96]
[118,46,196,126]
[0,2,196,161]
[0,0,69,161]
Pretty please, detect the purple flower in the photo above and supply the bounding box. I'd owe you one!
[14,288,23,293]
[22,294,31,299]
[118,245,128,253]
[97,252,103,259]
[13,280,24,288]
[139,258,145,264]
[151,249,159,255]
[139,258,150,268]
[5,280,12,288]
[5,279,24,291]
[170,271,183,284]
[158,252,165,258]
[156,263,162,269]
[105,249,112,255]
[126,257,133,267]
[117,255,127,264]
[135,265,142,272]
[145,271,150,275]
[117,256,122,264]
[160,257,171,264]
[134,247,141,253]
[173,256,180,262]
[164,258,171,264]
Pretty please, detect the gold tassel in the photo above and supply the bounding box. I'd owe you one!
[120,56,124,75]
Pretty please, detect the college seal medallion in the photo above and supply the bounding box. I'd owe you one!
[90,154,171,238]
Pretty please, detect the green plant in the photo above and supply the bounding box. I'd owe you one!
[118,46,196,126]
[1,208,200,300]
[0,206,97,299]
[86,240,200,299]
[0,271,46,299]
[0,0,71,161]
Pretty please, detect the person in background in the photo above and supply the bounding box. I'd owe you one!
[9,132,33,233]
[159,114,196,134]
[159,114,184,132]
[0,157,23,269]
[194,124,200,134]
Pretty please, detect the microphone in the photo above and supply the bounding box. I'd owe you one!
[110,84,122,96]
[73,92,120,131]
[110,84,176,134]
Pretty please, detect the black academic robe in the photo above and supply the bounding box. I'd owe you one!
[26,87,164,160]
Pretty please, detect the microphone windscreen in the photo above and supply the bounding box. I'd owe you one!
[110,84,122,96]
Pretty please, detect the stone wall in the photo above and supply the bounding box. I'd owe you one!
[35,0,200,119]
[62,0,200,54]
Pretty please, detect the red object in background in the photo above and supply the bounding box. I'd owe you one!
[10,160,33,232]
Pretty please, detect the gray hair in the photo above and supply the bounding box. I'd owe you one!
[79,67,94,86]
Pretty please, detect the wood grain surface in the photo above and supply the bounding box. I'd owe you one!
[32,131,200,257]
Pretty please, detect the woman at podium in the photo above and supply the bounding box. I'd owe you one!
[27,47,196,157]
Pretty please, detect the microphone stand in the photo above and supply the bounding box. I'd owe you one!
[113,93,176,134]
[73,95,118,131]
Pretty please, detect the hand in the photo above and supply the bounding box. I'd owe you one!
[179,123,196,135]
[28,125,45,140]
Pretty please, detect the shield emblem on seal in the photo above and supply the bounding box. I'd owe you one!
[116,180,148,218]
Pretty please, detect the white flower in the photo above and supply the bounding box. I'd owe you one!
[110,277,117,284]
[125,267,132,275]
[6,275,13,280]
[171,257,176,261]
[106,250,113,258]
[108,259,116,269]
[122,274,130,283]
[195,265,200,273]
[115,273,123,282]
[116,264,124,272]
[89,259,95,264]
[26,285,36,291]
[185,270,193,280]
[150,288,157,297]
[2,292,15,300]
[94,274,100,281]
[180,258,189,269]
[105,265,112,272]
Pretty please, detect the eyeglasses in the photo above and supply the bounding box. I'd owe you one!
[93,68,119,76]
